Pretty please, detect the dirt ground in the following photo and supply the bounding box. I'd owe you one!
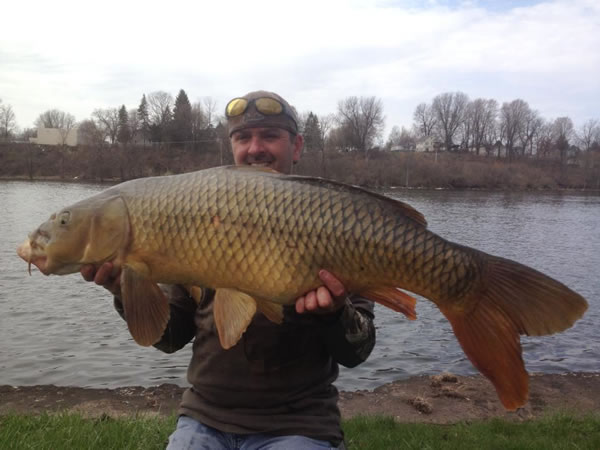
[1,372,599,422]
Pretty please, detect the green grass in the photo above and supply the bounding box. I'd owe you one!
[0,413,176,450]
[343,414,600,449]
[1,413,599,449]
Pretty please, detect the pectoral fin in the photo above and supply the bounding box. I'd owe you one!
[360,287,417,320]
[120,264,170,346]
[213,288,257,349]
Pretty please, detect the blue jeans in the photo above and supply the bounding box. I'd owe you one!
[166,415,343,449]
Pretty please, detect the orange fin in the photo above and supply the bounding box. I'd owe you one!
[439,302,527,411]
[120,264,170,346]
[255,299,284,324]
[213,288,257,349]
[437,253,589,410]
[479,255,589,336]
[359,287,417,320]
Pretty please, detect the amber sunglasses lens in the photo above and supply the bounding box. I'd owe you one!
[226,98,248,117]
[255,98,283,115]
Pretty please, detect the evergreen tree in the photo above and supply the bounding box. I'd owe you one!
[172,89,192,146]
[303,112,323,153]
[137,94,150,146]
[162,105,173,143]
[117,105,131,144]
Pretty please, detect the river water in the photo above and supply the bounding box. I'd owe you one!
[1,180,598,391]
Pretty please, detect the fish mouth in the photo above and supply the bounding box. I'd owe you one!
[17,235,50,275]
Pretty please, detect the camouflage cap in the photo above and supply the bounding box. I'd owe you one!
[226,90,298,137]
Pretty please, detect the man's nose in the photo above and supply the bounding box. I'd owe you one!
[247,136,264,155]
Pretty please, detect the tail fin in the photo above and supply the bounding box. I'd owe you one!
[439,254,588,410]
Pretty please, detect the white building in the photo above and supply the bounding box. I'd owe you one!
[415,136,443,153]
[29,125,80,147]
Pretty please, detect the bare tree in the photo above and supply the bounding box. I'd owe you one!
[412,103,437,138]
[79,119,105,146]
[318,113,335,145]
[577,119,600,152]
[317,113,335,175]
[535,122,555,160]
[128,109,140,143]
[191,101,208,149]
[57,114,76,148]
[336,96,385,157]
[458,103,473,151]
[387,126,402,149]
[499,99,531,161]
[93,108,120,144]
[0,103,17,139]
[35,109,72,129]
[431,92,469,151]
[203,96,218,128]
[147,91,174,128]
[147,91,174,144]
[552,117,575,166]
[519,109,543,156]
[387,126,416,150]
[464,98,498,155]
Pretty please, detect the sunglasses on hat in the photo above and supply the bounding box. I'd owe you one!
[226,97,295,123]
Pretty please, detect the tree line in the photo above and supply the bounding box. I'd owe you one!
[390,92,600,166]
[1,90,599,169]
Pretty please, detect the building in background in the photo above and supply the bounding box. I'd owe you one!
[29,125,80,147]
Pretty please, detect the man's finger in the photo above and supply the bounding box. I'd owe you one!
[316,286,334,310]
[295,296,306,314]
[318,270,345,298]
[81,265,95,282]
[94,262,113,285]
[304,291,318,311]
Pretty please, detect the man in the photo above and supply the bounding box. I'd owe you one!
[81,90,375,449]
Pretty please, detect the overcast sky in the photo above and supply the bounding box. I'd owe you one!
[1,0,598,137]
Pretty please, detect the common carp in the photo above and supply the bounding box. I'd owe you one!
[17,166,588,410]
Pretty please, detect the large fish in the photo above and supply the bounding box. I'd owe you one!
[17,166,587,410]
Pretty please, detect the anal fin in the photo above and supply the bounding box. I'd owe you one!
[360,287,417,320]
[214,288,257,349]
[120,264,170,346]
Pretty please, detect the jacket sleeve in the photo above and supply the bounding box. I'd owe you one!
[322,295,376,368]
[113,284,199,354]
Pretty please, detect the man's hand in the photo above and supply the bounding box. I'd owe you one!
[295,270,347,315]
[81,262,122,297]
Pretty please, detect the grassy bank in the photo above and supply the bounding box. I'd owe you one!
[1,413,598,449]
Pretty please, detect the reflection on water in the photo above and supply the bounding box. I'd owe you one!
[1,181,598,391]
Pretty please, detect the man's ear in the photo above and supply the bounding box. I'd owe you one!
[293,134,304,162]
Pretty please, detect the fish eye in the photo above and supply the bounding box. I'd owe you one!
[59,211,71,226]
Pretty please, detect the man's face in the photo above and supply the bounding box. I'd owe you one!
[230,127,303,174]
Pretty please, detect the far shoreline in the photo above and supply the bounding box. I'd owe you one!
[2,147,599,191]
[2,174,599,194]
